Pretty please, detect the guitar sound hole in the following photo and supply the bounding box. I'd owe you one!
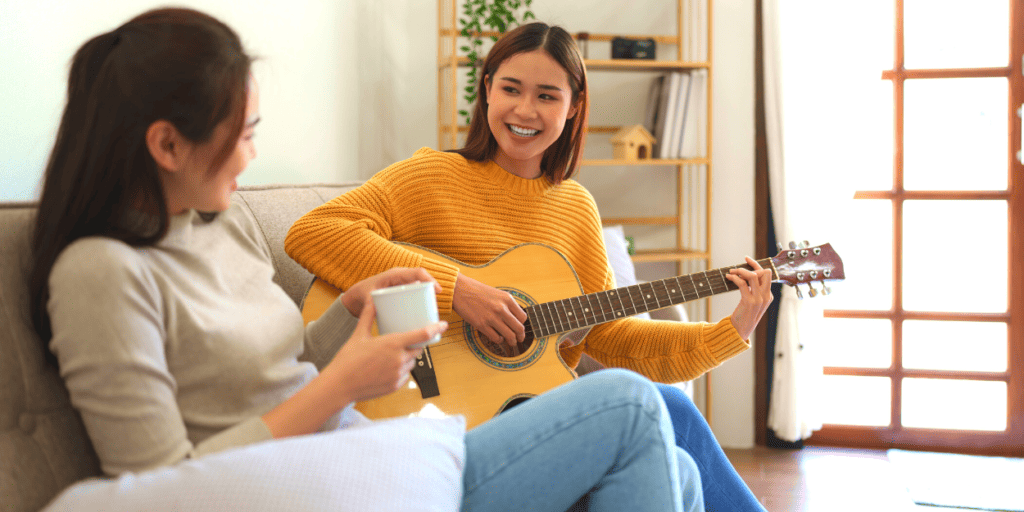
[500,396,533,413]
[480,331,535,358]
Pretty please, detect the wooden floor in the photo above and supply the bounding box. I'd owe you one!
[724,445,961,512]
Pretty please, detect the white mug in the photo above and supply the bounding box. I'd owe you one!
[370,281,441,348]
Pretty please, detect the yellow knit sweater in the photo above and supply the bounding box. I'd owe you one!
[285,148,749,383]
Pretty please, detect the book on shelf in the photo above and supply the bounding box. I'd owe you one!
[679,69,706,158]
[643,74,665,138]
[655,71,680,160]
[668,71,692,159]
[646,70,698,160]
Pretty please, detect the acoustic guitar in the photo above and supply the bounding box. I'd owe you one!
[301,242,844,430]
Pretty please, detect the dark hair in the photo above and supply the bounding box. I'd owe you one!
[452,22,589,184]
[29,7,253,342]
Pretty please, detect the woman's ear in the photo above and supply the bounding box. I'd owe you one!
[145,120,188,173]
[567,99,580,120]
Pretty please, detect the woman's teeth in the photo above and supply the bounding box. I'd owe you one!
[509,125,539,137]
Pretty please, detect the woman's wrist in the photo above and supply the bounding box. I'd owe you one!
[262,366,353,438]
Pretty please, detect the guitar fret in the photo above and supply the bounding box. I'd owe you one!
[559,299,573,330]
[603,290,617,317]
[562,298,580,330]
[592,293,610,323]
[626,286,642,316]
[574,297,588,328]
[614,290,630,317]
[710,268,730,294]
[573,296,590,327]
[640,281,661,311]
[684,274,700,301]
[585,294,598,325]
[695,272,713,298]
[650,280,670,309]
[532,307,543,338]
[525,308,542,338]
[541,302,557,336]
[550,301,566,333]
[708,270,724,294]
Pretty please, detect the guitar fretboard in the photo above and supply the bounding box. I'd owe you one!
[526,258,775,338]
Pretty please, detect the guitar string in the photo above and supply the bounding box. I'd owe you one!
[416,270,743,351]
[381,259,776,351]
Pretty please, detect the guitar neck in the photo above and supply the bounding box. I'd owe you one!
[526,257,776,338]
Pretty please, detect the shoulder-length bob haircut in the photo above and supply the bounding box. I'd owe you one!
[29,7,253,343]
[451,21,589,184]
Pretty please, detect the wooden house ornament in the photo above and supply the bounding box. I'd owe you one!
[611,124,656,161]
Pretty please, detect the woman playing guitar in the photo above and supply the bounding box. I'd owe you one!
[287,21,772,512]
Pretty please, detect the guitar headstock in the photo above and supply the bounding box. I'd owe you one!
[770,241,845,299]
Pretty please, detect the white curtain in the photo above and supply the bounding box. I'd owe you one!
[761,0,891,441]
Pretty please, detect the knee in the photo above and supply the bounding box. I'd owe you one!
[676,448,705,510]
[577,369,663,413]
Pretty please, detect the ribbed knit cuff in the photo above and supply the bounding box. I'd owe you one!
[702,316,751,365]
[417,257,460,314]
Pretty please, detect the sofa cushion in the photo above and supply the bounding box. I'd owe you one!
[231,184,361,305]
[0,184,358,512]
[0,202,102,512]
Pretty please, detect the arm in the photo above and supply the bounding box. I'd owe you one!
[285,178,462,313]
[302,267,441,370]
[48,241,277,474]
[263,298,446,439]
[579,258,773,383]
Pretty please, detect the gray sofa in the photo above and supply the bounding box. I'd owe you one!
[0,184,365,512]
[1,182,677,511]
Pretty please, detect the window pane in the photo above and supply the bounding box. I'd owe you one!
[821,200,892,310]
[820,375,891,427]
[903,201,1007,313]
[904,78,1008,191]
[904,0,1009,69]
[820,318,891,369]
[902,378,1007,431]
[903,321,1008,372]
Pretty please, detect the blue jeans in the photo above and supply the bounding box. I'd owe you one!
[656,383,767,512]
[462,369,704,512]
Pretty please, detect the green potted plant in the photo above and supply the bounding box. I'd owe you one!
[458,0,535,125]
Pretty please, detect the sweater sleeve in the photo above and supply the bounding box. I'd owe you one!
[47,239,274,476]
[301,296,360,371]
[568,316,751,383]
[284,152,462,313]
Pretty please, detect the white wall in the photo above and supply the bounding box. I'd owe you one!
[706,0,756,449]
[0,0,362,200]
[1,0,756,447]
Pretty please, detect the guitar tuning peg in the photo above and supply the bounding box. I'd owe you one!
[799,240,809,249]
[776,242,784,252]
[807,283,818,298]
[821,282,831,296]
[794,286,804,299]
[789,241,797,250]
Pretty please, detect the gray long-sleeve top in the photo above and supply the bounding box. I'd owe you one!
[47,204,362,475]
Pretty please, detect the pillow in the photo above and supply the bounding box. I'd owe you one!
[602,225,650,320]
[43,416,466,512]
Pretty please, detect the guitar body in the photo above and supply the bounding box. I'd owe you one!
[301,243,585,430]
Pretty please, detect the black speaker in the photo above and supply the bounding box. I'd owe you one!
[611,37,656,60]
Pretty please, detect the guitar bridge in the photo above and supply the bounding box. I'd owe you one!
[410,348,440,398]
